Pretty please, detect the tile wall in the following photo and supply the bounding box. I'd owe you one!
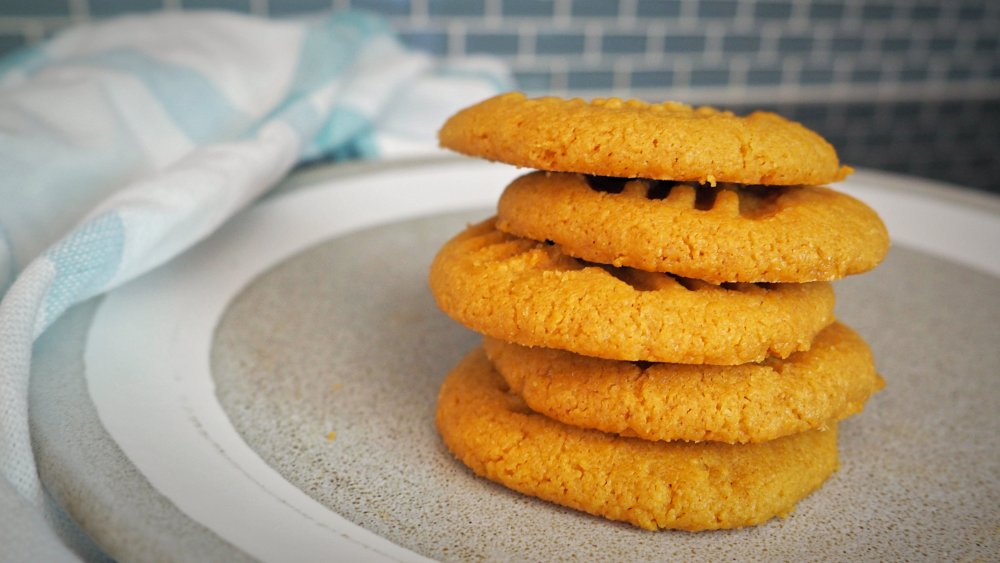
[2,0,998,193]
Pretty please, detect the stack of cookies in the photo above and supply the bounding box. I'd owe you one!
[429,93,889,531]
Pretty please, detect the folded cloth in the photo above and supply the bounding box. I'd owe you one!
[0,9,510,557]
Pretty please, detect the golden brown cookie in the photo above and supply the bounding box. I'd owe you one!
[496,171,889,283]
[438,92,852,186]
[436,348,840,531]
[428,218,836,365]
[484,322,884,444]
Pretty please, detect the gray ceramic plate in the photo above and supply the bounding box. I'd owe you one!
[30,159,1000,562]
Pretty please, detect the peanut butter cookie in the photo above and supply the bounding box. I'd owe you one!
[429,218,836,365]
[435,349,840,531]
[439,92,852,186]
[484,322,883,444]
[496,171,889,283]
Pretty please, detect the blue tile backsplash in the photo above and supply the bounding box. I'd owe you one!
[1,0,997,193]
[180,0,252,11]
[536,32,586,55]
[570,0,618,18]
[2,0,69,18]
[601,33,646,54]
[90,0,163,17]
[426,0,484,17]
[465,32,520,55]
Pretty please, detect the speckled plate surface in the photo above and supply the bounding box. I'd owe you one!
[30,159,1000,562]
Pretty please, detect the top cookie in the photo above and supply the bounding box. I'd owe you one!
[439,92,852,186]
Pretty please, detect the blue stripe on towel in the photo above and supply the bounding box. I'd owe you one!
[288,11,390,98]
[277,11,389,160]
[274,99,376,161]
[313,107,377,160]
[40,212,126,328]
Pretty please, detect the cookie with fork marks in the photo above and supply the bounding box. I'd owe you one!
[496,171,889,283]
[428,218,836,365]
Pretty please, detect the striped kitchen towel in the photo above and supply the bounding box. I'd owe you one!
[0,9,509,558]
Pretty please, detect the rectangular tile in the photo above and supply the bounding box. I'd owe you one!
[427,0,485,17]
[501,0,555,17]
[182,0,251,11]
[850,67,882,84]
[864,132,895,149]
[662,33,706,54]
[570,0,619,17]
[974,36,999,53]
[2,0,69,17]
[861,4,894,20]
[350,0,411,15]
[602,33,647,54]
[722,34,761,54]
[90,0,163,17]
[899,64,930,82]
[777,35,814,54]
[845,103,878,121]
[465,32,519,55]
[513,70,552,92]
[880,36,912,53]
[697,0,738,19]
[891,101,923,120]
[266,0,332,16]
[636,0,681,17]
[746,67,783,85]
[799,66,835,85]
[567,69,615,89]
[831,36,864,53]
[754,1,792,20]
[788,104,830,124]
[929,36,958,53]
[536,32,585,54]
[630,69,674,88]
[689,67,730,86]
[947,65,974,81]
[910,2,942,20]
[808,2,845,20]
[958,3,987,20]
[824,130,850,147]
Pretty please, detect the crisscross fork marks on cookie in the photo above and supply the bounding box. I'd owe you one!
[603,267,754,294]
[583,174,785,218]
[464,222,582,273]
[474,233,771,297]
[497,171,889,283]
